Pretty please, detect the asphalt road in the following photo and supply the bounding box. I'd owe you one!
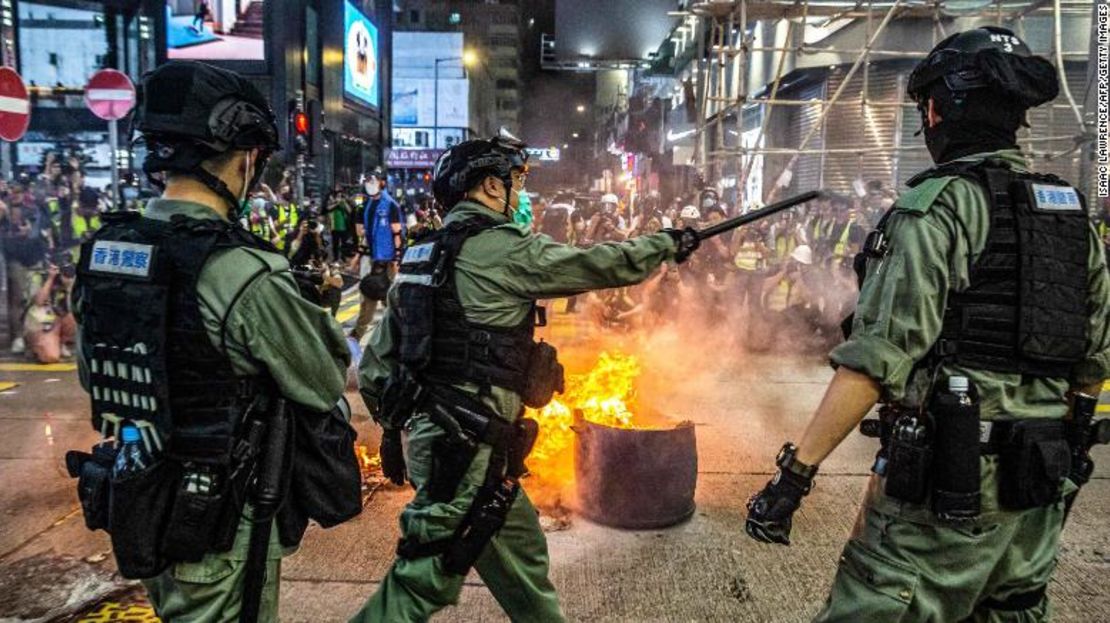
[0,313,1108,622]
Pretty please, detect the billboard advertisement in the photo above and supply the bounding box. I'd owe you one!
[19,3,109,87]
[344,0,380,109]
[166,0,266,61]
[391,78,467,128]
[392,32,469,132]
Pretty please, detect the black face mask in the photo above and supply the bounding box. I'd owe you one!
[923,117,1019,164]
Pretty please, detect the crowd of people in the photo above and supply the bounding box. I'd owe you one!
[529,183,896,354]
[5,151,1110,364]
[527,186,1110,354]
[0,152,113,363]
[0,156,443,363]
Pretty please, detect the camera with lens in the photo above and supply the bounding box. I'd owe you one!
[52,251,77,279]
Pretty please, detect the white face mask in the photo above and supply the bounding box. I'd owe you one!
[365,180,381,196]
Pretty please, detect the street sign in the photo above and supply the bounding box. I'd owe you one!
[85,69,136,211]
[84,69,135,121]
[0,67,30,142]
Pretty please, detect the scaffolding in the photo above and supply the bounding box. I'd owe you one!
[673,0,1097,203]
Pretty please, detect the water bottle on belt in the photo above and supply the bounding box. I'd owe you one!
[930,376,981,521]
[113,424,152,477]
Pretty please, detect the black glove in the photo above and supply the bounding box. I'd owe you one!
[663,227,700,264]
[380,428,407,486]
[745,443,817,546]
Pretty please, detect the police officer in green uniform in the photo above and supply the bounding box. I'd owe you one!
[71,61,352,621]
[350,131,700,622]
[745,27,1110,621]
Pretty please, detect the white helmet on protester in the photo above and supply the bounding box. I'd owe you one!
[601,193,619,205]
[680,205,700,220]
[790,244,814,265]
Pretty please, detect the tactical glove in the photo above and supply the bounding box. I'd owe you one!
[662,227,700,264]
[380,428,407,486]
[745,442,817,546]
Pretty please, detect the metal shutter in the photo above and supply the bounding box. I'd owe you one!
[823,65,902,195]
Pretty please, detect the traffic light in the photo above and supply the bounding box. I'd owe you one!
[292,111,309,155]
[288,99,308,156]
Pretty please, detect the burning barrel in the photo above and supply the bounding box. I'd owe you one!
[573,417,697,529]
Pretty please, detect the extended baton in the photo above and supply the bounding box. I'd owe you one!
[695,190,822,240]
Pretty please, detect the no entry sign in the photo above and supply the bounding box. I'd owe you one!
[85,69,136,121]
[0,67,30,142]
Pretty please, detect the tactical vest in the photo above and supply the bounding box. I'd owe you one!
[75,212,273,464]
[915,159,1090,378]
[394,215,538,395]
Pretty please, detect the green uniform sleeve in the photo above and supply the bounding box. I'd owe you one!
[1073,224,1110,385]
[830,185,966,402]
[462,228,676,300]
[222,269,350,412]
[357,303,398,419]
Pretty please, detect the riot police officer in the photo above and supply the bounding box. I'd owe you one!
[745,27,1110,621]
[350,131,699,622]
[71,61,353,621]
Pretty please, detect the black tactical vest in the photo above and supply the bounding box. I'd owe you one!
[913,158,1090,378]
[75,212,273,464]
[394,215,537,394]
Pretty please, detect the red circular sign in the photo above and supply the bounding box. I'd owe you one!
[0,67,30,142]
[84,69,135,121]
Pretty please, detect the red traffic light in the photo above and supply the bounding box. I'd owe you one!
[293,111,309,135]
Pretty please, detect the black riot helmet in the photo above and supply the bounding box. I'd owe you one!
[906,27,1058,162]
[366,165,387,183]
[907,26,1057,108]
[132,61,280,211]
[432,128,528,211]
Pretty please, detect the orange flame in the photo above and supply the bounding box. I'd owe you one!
[526,351,641,485]
[356,443,380,472]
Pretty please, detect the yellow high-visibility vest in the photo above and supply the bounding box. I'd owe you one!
[734,245,764,271]
[71,213,101,241]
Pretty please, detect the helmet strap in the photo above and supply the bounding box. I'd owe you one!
[155,164,242,215]
[502,174,514,216]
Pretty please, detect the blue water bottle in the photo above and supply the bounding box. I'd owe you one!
[113,425,149,476]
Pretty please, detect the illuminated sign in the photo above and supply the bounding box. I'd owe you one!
[526,147,561,162]
[386,148,444,169]
[344,0,379,108]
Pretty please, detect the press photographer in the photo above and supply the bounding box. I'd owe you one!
[23,252,77,364]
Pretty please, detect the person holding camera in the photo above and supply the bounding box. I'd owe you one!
[286,213,328,267]
[325,187,356,261]
[2,195,49,354]
[23,258,76,363]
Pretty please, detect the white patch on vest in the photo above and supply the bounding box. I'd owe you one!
[1031,184,1082,212]
[89,241,153,277]
[402,242,436,265]
[393,273,433,286]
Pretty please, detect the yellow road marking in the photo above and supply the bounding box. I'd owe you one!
[0,362,77,372]
[1098,405,1110,414]
[337,305,360,324]
[0,382,18,392]
[75,601,159,622]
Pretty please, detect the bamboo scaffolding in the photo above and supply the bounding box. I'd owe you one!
[675,0,1094,202]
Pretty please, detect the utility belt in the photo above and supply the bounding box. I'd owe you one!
[861,397,1107,520]
[394,383,539,576]
[66,403,267,579]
